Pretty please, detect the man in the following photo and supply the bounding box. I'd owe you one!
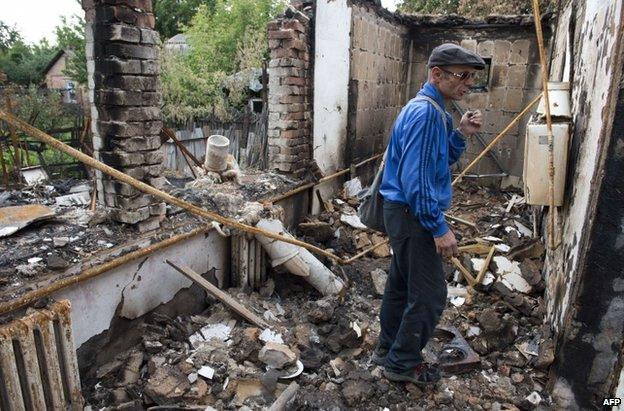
[374,43,485,385]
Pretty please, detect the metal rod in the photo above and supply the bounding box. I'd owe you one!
[266,153,384,204]
[162,127,198,179]
[445,213,478,230]
[459,173,509,178]
[162,126,203,168]
[532,0,556,249]
[0,110,344,264]
[450,100,507,174]
[0,225,215,316]
[452,93,541,186]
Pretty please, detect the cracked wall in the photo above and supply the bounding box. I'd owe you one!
[544,0,624,408]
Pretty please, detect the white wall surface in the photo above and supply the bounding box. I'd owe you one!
[53,231,228,348]
[313,0,352,173]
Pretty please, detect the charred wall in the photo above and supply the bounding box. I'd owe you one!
[407,20,549,177]
[544,0,624,408]
[347,2,410,166]
[83,0,166,232]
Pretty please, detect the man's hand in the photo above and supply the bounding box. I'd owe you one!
[458,109,483,136]
[434,230,459,259]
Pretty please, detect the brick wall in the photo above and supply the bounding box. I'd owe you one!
[348,3,410,164]
[408,22,549,177]
[83,0,166,232]
[267,11,312,177]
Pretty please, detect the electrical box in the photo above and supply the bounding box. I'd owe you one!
[523,122,570,206]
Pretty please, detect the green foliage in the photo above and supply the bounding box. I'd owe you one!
[0,36,56,85]
[397,0,555,16]
[154,0,216,40]
[54,16,87,84]
[398,0,459,14]
[161,0,286,123]
[0,21,21,52]
[12,85,73,131]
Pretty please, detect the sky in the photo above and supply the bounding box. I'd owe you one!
[2,0,400,45]
[2,0,85,45]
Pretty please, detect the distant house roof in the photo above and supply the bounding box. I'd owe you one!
[165,34,189,53]
[43,49,70,76]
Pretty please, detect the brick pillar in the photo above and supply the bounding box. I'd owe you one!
[83,0,166,232]
[267,12,312,178]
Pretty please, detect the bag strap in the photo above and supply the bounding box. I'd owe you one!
[414,95,448,134]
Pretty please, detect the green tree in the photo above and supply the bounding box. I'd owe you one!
[398,0,459,14]
[0,37,56,85]
[0,21,21,51]
[397,0,554,16]
[54,16,87,84]
[161,0,286,122]
[154,0,216,40]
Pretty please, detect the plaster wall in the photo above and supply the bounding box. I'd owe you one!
[313,0,352,173]
[52,231,228,348]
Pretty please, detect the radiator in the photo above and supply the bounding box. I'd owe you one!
[231,233,268,289]
[0,300,83,410]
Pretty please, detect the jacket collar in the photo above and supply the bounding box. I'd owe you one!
[418,82,446,110]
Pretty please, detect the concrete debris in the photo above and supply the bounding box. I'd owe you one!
[370,268,387,295]
[20,166,49,185]
[70,181,550,410]
[198,366,215,380]
[343,177,363,198]
[493,256,532,293]
[340,213,368,229]
[55,191,91,206]
[259,343,298,369]
[259,328,284,344]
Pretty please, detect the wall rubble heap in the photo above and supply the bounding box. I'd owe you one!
[267,11,313,177]
[83,0,166,232]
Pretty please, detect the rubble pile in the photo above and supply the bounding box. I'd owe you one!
[81,181,555,410]
[0,171,300,300]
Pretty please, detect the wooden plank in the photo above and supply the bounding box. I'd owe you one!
[269,382,299,411]
[451,257,477,287]
[166,260,269,328]
[475,245,496,284]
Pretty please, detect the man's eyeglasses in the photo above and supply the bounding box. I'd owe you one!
[437,67,477,81]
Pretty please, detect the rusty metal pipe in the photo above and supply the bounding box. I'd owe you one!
[0,225,214,316]
[0,110,344,264]
[266,153,384,204]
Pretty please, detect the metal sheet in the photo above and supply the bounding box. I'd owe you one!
[0,204,55,238]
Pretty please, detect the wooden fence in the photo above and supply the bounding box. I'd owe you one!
[163,109,268,176]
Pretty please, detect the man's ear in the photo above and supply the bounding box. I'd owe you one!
[430,66,443,83]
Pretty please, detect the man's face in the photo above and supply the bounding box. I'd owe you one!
[431,65,479,100]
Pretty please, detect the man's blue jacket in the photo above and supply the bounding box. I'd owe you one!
[379,82,466,238]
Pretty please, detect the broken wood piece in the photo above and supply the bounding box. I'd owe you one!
[269,381,299,411]
[445,213,478,230]
[458,242,492,255]
[451,257,477,287]
[476,245,496,284]
[166,260,269,329]
[343,239,390,264]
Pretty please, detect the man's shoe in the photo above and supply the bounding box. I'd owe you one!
[383,363,441,386]
[371,347,389,366]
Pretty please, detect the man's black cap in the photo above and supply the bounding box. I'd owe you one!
[427,43,486,70]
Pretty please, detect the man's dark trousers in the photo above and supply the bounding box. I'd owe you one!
[379,201,447,372]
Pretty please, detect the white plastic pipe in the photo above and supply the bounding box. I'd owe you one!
[255,219,345,296]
